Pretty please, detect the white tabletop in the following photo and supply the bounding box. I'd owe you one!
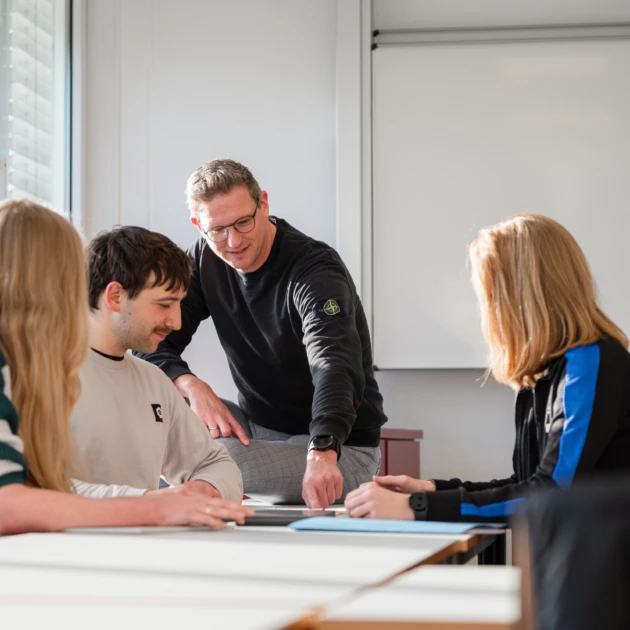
[0,528,467,587]
[0,528,505,630]
[0,599,306,630]
[0,563,354,607]
[160,524,476,552]
[318,565,522,629]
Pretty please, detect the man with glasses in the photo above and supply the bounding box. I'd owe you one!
[139,159,387,508]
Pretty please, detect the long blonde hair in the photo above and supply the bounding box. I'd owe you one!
[469,213,628,390]
[0,199,88,491]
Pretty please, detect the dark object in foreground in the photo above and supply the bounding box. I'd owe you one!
[524,476,630,630]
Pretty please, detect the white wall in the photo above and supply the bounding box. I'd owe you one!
[375,371,514,480]
[85,0,337,402]
[83,0,516,482]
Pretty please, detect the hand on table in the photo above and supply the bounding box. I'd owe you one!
[345,482,415,520]
[302,449,343,509]
[149,495,253,528]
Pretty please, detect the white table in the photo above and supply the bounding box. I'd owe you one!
[0,599,306,630]
[317,565,522,629]
[0,527,496,630]
[0,563,353,607]
[0,528,473,586]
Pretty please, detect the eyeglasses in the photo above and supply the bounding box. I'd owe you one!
[202,199,259,243]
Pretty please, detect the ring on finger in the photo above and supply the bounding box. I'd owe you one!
[205,506,214,515]
[208,426,219,431]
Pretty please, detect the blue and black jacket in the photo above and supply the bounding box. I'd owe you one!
[415,336,630,522]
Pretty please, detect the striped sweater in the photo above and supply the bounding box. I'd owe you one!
[0,349,27,486]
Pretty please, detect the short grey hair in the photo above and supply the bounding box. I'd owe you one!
[185,159,262,215]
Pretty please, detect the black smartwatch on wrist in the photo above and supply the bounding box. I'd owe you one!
[409,492,429,521]
[308,435,342,461]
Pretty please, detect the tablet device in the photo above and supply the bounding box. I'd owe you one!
[241,509,336,527]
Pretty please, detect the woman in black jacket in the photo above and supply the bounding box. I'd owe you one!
[345,213,630,522]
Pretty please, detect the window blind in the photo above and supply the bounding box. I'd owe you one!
[1,0,66,207]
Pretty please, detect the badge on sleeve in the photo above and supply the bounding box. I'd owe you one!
[313,298,345,320]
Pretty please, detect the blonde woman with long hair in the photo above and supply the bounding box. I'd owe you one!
[345,213,630,522]
[0,199,251,534]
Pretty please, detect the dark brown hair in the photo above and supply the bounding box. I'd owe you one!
[87,226,192,310]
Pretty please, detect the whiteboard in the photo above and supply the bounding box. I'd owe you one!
[372,39,630,368]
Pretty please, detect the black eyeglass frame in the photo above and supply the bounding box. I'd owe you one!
[202,198,260,243]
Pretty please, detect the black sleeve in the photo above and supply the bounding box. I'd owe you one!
[422,439,558,523]
[432,476,518,492]
[293,254,365,445]
[419,343,628,522]
[135,245,210,381]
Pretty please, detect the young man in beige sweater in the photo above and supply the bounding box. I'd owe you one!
[70,226,243,503]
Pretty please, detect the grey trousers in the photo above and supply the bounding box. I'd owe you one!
[216,400,381,504]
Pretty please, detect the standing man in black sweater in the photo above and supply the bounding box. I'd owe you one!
[140,159,387,508]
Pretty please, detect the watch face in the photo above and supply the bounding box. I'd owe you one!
[312,436,334,449]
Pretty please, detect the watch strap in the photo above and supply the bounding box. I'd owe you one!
[409,492,429,521]
[308,435,342,461]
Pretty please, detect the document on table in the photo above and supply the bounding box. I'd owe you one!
[289,517,505,534]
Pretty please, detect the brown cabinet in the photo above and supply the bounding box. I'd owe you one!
[379,428,424,478]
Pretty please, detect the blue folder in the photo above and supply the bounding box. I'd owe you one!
[289,517,503,535]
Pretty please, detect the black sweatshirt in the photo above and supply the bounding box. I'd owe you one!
[139,218,387,447]
[415,336,630,522]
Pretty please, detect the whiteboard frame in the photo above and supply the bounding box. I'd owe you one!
[373,24,630,370]
[336,0,374,333]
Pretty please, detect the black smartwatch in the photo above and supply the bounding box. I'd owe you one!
[409,492,429,521]
[308,435,341,461]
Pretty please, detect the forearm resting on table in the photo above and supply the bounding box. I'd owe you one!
[0,483,160,535]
